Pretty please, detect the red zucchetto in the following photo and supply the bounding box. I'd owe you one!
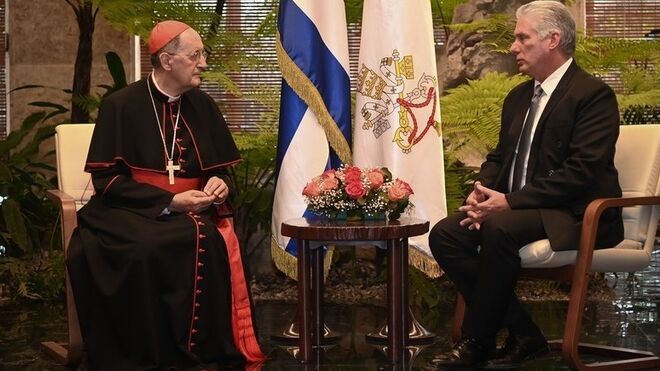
[148,20,191,55]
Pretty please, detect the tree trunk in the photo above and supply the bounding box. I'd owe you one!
[70,1,96,123]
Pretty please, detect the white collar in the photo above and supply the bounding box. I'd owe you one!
[536,57,573,97]
[151,74,181,103]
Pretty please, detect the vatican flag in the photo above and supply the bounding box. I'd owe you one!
[353,0,447,277]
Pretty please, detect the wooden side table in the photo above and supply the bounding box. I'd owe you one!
[281,217,430,364]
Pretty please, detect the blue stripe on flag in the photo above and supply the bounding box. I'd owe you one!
[278,0,352,149]
[276,81,307,169]
[274,0,351,265]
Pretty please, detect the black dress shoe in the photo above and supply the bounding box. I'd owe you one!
[427,338,494,369]
[484,334,549,369]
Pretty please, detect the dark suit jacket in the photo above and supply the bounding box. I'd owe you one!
[477,61,624,251]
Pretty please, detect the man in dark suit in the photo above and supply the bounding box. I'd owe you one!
[427,1,623,369]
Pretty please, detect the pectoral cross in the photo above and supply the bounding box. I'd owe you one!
[166,160,180,185]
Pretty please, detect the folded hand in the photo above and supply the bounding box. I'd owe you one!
[458,182,511,230]
[169,190,215,213]
[203,176,229,204]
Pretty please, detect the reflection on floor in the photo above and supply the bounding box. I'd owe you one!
[1,248,658,370]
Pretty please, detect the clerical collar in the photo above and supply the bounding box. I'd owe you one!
[149,74,181,103]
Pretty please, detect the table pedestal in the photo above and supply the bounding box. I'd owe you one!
[281,217,431,364]
[271,315,340,344]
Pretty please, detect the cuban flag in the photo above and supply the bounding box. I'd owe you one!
[353,0,447,277]
[271,0,352,279]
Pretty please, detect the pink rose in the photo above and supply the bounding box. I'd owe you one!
[344,166,362,183]
[322,169,336,179]
[302,181,322,197]
[319,176,339,191]
[345,181,366,199]
[388,179,414,201]
[366,168,385,189]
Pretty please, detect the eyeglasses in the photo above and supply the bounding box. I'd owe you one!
[170,49,208,62]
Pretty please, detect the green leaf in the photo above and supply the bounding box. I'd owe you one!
[0,112,47,157]
[27,162,57,172]
[0,163,12,182]
[15,124,57,160]
[409,267,440,308]
[1,198,33,253]
[381,167,393,182]
[28,101,69,111]
[105,51,128,89]
[9,84,46,93]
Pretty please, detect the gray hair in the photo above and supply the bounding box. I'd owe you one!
[516,0,576,56]
[150,36,182,68]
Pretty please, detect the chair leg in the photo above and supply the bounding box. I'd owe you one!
[41,269,83,366]
[451,293,465,343]
[65,268,84,364]
[556,268,660,370]
[42,192,84,367]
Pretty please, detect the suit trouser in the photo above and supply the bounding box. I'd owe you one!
[429,209,547,341]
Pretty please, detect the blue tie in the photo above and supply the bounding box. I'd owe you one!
[512,85,544,191]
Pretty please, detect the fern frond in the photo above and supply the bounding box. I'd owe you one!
[441,73,527,161]
[617,89,660,109]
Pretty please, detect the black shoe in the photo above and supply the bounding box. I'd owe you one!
[427,338,494,369]
[484,334,549,369]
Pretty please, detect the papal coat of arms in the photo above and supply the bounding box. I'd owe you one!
[356,49,440,153]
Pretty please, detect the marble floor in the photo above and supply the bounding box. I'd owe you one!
[1,248,659,370]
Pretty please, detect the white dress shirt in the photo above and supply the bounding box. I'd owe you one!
[508,58,574,192]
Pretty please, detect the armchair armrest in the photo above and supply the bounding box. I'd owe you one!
[46,190,78,254]
[576,195,660,273]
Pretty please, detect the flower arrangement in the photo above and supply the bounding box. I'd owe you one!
[302,166,414,221]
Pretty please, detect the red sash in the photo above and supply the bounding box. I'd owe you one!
[131,169,266,364]
[132,169,202,193]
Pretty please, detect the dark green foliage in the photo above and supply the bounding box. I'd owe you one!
[0,251,65,301]
[72,51,129,119]
[228,131,277,263]
[443,158,477,214]
[441,73,528,160]
[440,73,528,210]
[432,0,468,27]
[618,89,660,125]
[344,0,363,24]
[0,112,63,301]
[622,105,659,125]
[449,13,516,54]
[1,52,128,301]
[96,0,279,105]
[409,266,440,309]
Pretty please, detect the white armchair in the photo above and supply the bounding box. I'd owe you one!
[41,123,95,366]
[452,124,660,370]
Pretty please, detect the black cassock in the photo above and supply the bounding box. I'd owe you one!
[67,76,264,370]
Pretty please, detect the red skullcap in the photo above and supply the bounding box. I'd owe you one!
[148,20,191,55]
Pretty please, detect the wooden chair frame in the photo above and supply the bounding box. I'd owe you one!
[41,190,84,365]
[452,196,660,370]
[39,123,95,366]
